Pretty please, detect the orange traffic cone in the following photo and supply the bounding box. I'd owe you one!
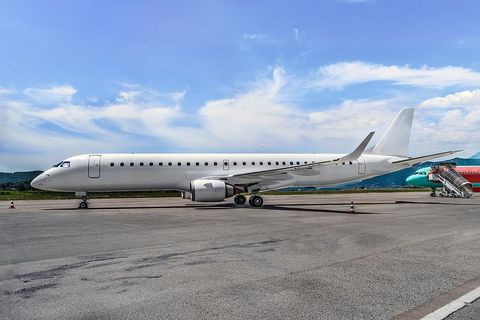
[9,200,15,209]
[350,201,355,214]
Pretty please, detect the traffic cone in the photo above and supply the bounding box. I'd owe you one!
[9,200,15,209]
[350,201,355,214]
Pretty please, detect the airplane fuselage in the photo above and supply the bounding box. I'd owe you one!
[31,153,407,193]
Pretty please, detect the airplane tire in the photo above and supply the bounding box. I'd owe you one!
[78,201,88,209]
[250,195,263,207]
[234,195,246,205]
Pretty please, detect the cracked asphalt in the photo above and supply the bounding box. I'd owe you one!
[1,192,480,319]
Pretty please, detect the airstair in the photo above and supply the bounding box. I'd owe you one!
[428,163,473,198]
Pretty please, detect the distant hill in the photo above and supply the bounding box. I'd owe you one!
[0,171,43,184]
[471,152,480,159]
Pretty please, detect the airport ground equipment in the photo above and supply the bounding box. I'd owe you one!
[428,163,473,198]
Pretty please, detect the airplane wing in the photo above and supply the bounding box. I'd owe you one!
[203,131,375,188]
[391,150,462,166]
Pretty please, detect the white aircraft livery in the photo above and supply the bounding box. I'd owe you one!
[31,108,457,208]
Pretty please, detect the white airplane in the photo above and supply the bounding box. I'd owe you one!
[31,108,457,208]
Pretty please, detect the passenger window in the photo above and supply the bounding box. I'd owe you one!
[110,163,114,167]
[268,162,271,165]
[259,162,263,165]
[243,162,246,165]
[251,162,255,165]
[290,161,294,165]
[224,161,228,166]
[214,162,218,166]
[149,162,153,166]
[276,161,279,165]
[196,162,200,166]
[296,161,300,165]
[159,162,163,166]
[140,162,144,167]
[177,162,181,166]
[130,162,134,167]
[304,161,307,164]
[168,162,172,166]
[120,163,125,167]
[349,161,352,165]
[204,162,208,166]
[187,162,191,166]
[282,161,286,165]
[233,162,237,166]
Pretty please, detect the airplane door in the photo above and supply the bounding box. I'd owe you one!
[358,156,366,174]
[223,159,229,170]
[88,155,101,178]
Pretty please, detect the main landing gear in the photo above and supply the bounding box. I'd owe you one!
[233,194,247,205]
[233,194,263,207]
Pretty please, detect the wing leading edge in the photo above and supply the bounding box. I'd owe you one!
[204,131,375,187]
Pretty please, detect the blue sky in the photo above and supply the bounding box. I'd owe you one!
[1,0,480,171]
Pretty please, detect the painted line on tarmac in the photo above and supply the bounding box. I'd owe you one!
[420,286,480,320]
[394,277,480,320]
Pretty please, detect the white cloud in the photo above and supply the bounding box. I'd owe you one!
[242,33,266,40]
[419,89,480,108]
[0,87,15,96]
[411,89,480,157]
[2,64,480,171]
[311,61,480,89]
[24,85,77,104]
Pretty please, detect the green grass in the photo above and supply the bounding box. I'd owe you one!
[0,190,180,201]
[0,188,429,201]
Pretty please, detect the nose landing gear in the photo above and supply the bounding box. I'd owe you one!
[78,200,89,209]
[76,192,89,209]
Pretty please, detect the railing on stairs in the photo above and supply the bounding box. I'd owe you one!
[428,163,473,198]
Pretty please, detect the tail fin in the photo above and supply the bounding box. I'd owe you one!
[369,107,415,157]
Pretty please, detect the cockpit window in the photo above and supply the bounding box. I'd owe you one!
[60,161,70,168]
[53,161,70,168]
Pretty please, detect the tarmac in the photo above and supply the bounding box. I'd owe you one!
[1,192,480,320]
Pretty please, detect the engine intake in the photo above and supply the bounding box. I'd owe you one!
[190,179,236,202]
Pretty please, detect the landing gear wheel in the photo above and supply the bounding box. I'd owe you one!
[430,192,436,197]
[78,201,88,209]
[234,194,247,205]
[249,195,263,208]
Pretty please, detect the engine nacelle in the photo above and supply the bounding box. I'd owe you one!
[190,179,235,202]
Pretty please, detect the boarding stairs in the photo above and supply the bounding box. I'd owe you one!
[428,163,473,198]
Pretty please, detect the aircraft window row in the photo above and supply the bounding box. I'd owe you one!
[108,160,318,167]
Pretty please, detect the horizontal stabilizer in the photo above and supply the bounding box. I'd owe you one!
[392,150,462,166]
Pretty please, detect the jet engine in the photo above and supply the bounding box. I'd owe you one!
[190,179,236,202]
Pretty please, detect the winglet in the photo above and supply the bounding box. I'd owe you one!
[335,131,375,162]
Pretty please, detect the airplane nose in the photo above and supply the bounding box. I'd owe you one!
[405,175,414,185]
[31,173,48,189]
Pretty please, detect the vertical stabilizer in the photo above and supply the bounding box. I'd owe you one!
[370,107,414,157]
